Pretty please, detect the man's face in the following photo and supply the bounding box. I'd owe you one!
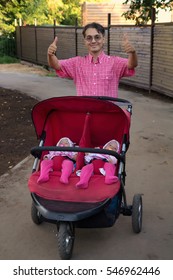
[84,28,105,55]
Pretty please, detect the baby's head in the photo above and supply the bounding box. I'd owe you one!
[57,137,74,147]
[103,139,120,152]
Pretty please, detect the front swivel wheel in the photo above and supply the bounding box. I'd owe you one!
[57,222,75,260]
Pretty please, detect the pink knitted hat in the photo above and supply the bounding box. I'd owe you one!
[56,137,74,147]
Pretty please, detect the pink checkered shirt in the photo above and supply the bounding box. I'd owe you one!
[56,51,135,97]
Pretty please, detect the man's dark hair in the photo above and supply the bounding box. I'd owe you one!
[82,22,105,37]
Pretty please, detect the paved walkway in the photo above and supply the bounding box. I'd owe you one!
[0,71,76,99]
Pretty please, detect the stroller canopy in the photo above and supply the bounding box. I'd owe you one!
[31,96,131,148]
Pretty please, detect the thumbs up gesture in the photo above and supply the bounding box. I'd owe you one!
[122,34,136,54]
[48,36,58,56]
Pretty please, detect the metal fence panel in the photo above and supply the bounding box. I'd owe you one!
[110,26,151,89]
[152,23,173,97]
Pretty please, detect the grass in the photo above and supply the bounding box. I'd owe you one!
[45,71,56,77]
[0,55,56,77]
[0,55,19,64]
[41,65,56,77]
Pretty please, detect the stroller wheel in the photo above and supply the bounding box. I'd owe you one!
[57,222,75,260]
[31,201,43,225]
[132,194,142,233]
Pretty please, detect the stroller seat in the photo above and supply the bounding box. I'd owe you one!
[28,171,120,203]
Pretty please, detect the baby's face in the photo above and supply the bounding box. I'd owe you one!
[105,142,118,152]
[59,139,70,147]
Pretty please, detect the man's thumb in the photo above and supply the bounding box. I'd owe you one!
[123,33,128,42]
[53,36,58,46]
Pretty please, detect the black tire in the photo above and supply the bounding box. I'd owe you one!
[31,202,42,225]
[57,222,75,260]
[132,194,142,233]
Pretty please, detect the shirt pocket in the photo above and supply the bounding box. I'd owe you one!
[99,73,113,92]
[99,73,113,81]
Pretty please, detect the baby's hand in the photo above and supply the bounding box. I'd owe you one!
[73,152,78,161]
[43,155,49,159]
[108,158,113,164]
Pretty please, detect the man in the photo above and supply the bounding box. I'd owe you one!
[47,22,138,97]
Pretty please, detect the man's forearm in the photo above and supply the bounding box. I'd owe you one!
[127,51,138,69]
[47,54,61,70]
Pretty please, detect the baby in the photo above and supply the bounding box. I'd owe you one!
[37,137,77,184]
[76,139,120,189]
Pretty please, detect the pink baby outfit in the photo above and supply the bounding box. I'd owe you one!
[85,140,119,165]
[76,140,120,189]
[37,137,77,184]
[45,137,76,161]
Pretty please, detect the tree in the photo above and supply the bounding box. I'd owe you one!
[0,0,46,34]
[0,0,104,35]
[122,0,173,25]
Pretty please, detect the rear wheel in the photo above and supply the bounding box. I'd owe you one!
[132,194,142,233]
[31,202,42,225]
[57,222,75,260]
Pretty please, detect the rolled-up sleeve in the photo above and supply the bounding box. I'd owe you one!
[115,57,135,78]
[56,57,77,79]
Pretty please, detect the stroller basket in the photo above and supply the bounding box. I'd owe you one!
[31,193,111,222]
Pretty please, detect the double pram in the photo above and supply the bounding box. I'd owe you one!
[28,96,143,259]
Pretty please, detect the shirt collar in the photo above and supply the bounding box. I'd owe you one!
[88,51,105,63]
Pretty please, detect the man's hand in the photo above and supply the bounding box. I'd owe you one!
[47,36,61,70]
[47,36,58,56]
[122,34,137,68]
[122,34,136,54]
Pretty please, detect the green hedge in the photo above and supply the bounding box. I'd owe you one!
[0,36,16,57]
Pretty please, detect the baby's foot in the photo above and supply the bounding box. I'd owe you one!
[37,176,49,184]
[105,176,119,185]
[76,181,88,189]
[60,176,69,184]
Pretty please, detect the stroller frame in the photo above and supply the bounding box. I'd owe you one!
[28,96,143,259]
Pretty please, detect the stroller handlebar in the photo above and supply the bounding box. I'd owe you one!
[31,146,125,163]
[81,96,132,106]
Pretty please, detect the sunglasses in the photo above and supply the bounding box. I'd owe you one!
[85,34,103,42]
